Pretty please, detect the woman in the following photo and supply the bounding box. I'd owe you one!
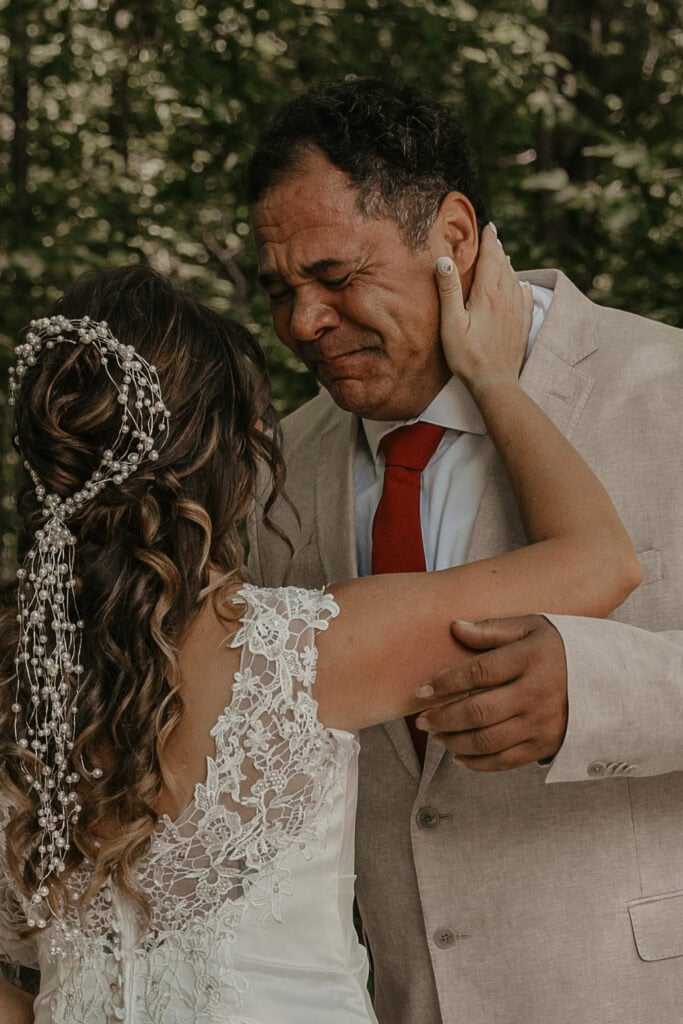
[0,229,640,1023]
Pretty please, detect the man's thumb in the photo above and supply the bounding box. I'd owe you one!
[451,616,534,650]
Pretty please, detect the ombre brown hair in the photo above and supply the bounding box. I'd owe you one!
[0,265,285,919]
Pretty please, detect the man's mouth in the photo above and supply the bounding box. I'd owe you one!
[319,347,366,364]
[309,345,381,375]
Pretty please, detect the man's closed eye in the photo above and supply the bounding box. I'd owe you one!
[322,275,351,289]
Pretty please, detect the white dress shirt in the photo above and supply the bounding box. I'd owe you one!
[354,284,553,576]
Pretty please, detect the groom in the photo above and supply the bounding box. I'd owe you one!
[246,78,683,1024]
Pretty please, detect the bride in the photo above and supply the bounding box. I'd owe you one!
[0,229,639,1023]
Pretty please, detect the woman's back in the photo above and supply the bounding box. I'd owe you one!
[0,586,377,1024]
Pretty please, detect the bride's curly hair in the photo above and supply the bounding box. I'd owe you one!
[0,265,285,921]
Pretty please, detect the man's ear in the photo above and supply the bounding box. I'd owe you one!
[429,193,479,278]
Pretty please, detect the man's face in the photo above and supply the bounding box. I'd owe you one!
[252,150,451,421]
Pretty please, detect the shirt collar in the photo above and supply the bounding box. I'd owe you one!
[362,282,553,464]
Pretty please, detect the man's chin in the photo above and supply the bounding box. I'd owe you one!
[322,378,417,421]
[321,378,385,418]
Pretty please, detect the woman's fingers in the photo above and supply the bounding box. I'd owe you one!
[475,222,507,289]
[434,223,533,385]
[435,255,469,368]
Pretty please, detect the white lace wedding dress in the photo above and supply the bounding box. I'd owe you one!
[0,586,378,1024]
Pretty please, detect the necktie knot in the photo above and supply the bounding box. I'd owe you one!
[380,422,445,473]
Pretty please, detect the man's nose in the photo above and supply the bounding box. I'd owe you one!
[289,287,341,343]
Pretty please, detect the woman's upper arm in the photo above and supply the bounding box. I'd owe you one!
[313,536,636,733]
[313,571,472,732]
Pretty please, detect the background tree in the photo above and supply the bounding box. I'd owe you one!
[1,0,681,576]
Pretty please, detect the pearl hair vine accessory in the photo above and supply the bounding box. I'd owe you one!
[8,314,170,926]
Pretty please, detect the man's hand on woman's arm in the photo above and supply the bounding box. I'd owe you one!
[416,616,568,770]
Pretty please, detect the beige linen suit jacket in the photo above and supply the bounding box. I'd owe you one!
[247,269,683,1024]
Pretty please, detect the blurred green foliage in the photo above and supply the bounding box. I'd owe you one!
[1,0,682,576]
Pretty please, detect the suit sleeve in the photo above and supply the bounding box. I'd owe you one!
[542,614,683,782]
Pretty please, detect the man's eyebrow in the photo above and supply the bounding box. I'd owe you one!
[258,258,352,288]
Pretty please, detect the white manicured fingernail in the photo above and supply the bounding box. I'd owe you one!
[519,280,530,289]
[415,684,434,698]
[436,257,455,276]
[453,619,474,626]
[490,222,498,237]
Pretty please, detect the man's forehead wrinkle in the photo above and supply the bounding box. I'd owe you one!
[255,217,350,244]
[253,156,374,280]
[254,200,362,240]
[254,176,364,235]
[254,182,356,236]
[258,250,357,285]
[256,220,364,278]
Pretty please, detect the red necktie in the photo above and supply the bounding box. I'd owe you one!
[371,422,445,762]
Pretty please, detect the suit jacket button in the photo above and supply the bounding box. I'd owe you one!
[416,806,441,830]
[587,760,607,778]
[433,927,456,949]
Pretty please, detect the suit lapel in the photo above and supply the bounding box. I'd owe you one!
[468,269,597,565]
[314,409,359,583]
[383,720,422,782]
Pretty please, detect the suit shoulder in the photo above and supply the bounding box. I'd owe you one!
[589,303,683,401]
[594,302,683,352]
[281,390,353,449]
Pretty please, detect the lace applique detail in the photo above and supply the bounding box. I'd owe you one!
[1,586,348,1024]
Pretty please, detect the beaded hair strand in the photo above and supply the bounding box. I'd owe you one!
[8,314,170,928]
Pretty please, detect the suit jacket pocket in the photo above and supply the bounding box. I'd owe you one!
[636,548,663,585]
[628,890,683,961]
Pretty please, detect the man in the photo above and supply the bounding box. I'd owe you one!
[246,78,683,1024]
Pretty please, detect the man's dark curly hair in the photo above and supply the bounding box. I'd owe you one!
[246,77,488,250]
